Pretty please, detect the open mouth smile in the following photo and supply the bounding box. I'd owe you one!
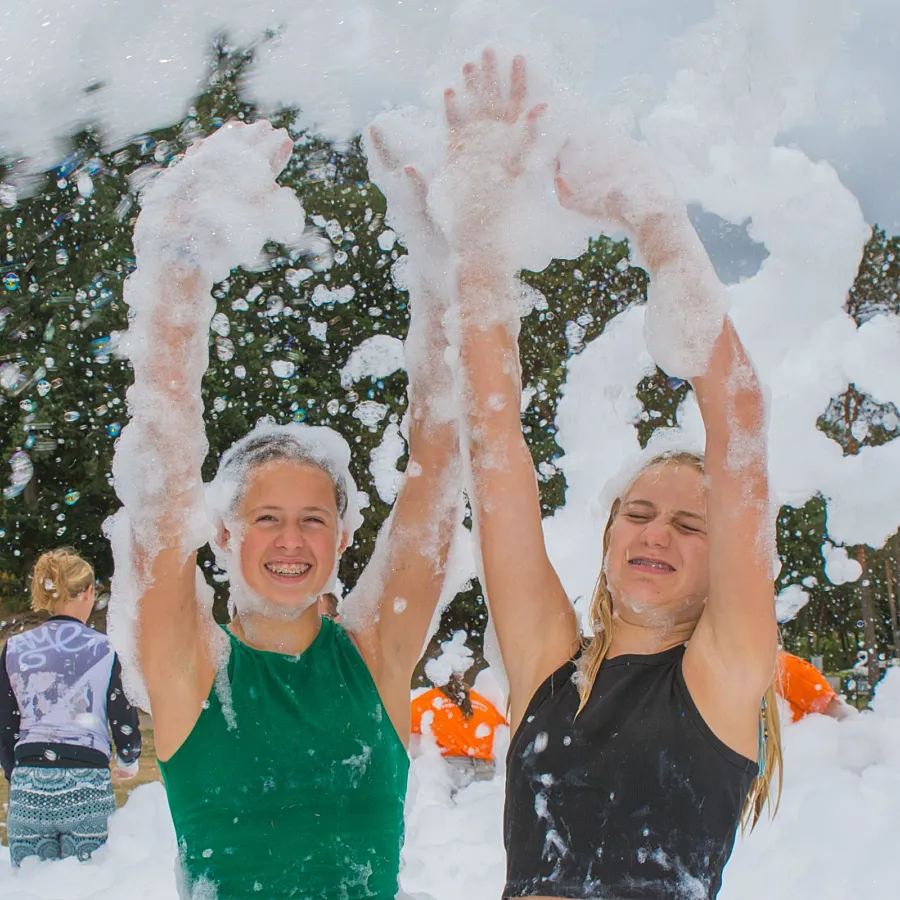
[628,558,676,573]
[264,562,312,579]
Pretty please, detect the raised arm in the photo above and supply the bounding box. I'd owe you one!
[345,131,463,728]
[557,136,777,744]
[436,52,579,726]
[106,122,303,757]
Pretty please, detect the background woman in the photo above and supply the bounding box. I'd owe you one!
[437,51,781,899]
[0,548,141,867]
[107,120,461,899]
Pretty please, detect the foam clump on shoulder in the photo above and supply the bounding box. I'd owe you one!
[206,416,364,542]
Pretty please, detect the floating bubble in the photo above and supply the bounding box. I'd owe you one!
[271,360,295,379]
[326,399,340,416]
[51,378,62,390]
[24,434,35,450]
[216,337,235,361]
[91,336,111,357]
[19,399,36,413]
[9,451,33,487]
[36,380,51,397]
[63,410,81,422]
[76,172,94,198]
[292,409,307,423]
[2,485,24,500]
[106,422,121,438]
[64,491,80,505]
[55,248,69,266]
[212,397,227,413]
[0,184,17,209]
[3,273,20,291]
[0,362,23,392]
[43,322,56,341]
[211,313,230,337]
[234,365,247,380]
[114,196,134,221]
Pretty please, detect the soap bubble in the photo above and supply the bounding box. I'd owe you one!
[3,273,20,291]
[64,491,80,505]
[292,409,307,423]
[0,362,23,392]
[9,451,34,487]
[106,422,122,438]
[271,360,295,379]
[63,411,81,422]
[55,249,69,266]
[216,337,235,361]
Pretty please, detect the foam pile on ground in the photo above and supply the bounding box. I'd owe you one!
[1,677,897,899]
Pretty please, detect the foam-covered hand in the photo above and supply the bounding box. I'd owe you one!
[555,131,680,234]
[437,50,546,248]
[132,120,305,286]
[366,125,445,255]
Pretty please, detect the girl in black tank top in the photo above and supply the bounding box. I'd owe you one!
[504,647,757,899]
[433,50,782,900]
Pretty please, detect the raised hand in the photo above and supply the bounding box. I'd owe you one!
[438,50,546,246]
[366,124,443,251]
[132,120,304,286]
[554,131,680,236]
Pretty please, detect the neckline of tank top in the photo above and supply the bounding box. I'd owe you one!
[223,614,333,660]
[598,642,687,669]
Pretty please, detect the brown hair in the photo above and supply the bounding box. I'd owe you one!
[30,548,94,614]
[441,673,474,720]
[575,450,782,830]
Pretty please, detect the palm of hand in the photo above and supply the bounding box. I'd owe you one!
[444,50,545,181]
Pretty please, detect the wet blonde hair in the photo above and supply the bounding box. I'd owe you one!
[30,547,94,614]
[575,451,782,830]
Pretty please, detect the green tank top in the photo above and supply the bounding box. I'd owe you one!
[158,617,409,900]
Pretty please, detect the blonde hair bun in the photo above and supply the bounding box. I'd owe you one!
[30,547,94,613]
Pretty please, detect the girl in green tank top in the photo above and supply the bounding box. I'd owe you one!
[106,121,462,899]
[160,620,409,899]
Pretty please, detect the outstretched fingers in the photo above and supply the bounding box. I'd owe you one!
[506,55,528,123]
[509,103,547,176]
[367,126,401,172]
[444,88,463,137]
[481,48,501,110]
[403,166,430,210]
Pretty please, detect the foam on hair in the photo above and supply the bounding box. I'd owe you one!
[30,547,94,613]
[206,417,364,542]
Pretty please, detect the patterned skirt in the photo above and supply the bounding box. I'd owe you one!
[6,766,116,867]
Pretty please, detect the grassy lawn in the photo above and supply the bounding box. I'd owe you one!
[0,712,162,842]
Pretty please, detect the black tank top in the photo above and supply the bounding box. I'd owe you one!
[504,645,756,899]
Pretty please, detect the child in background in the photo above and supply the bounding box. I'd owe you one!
[0,548,141,866]
[412,632,508,786]
[777,651,853,722]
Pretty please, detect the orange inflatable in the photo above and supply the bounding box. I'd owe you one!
[411,687,507,760]
[777,651,838,722]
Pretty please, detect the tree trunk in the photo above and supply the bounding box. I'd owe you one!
[856,546,881,690]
